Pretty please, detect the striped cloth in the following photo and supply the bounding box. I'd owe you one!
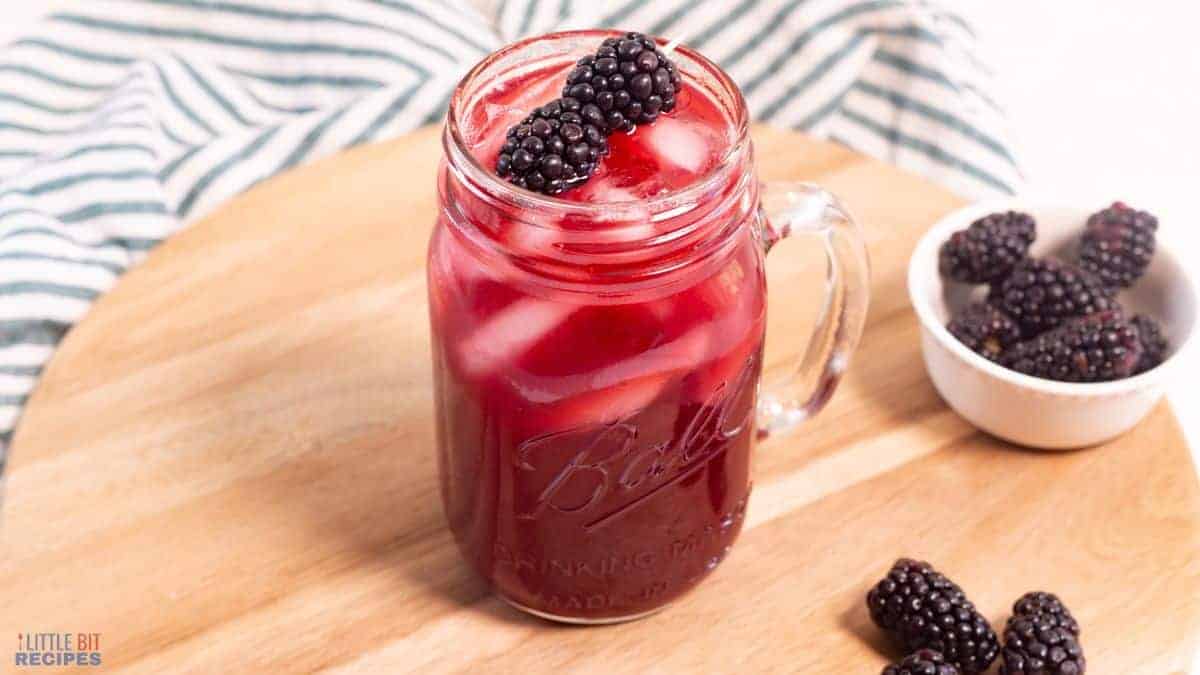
[0,0,1019,472]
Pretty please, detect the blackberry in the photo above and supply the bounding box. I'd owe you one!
[882,649,961,675]
[565,32,682,133]
[1011,592,1080,636]
[1079,202,1157,288]
[1000,311,1142,383]
[989,258,1117,337]
[947,303,1022,362]
[1131,314,1169,374]
[939,211,1036,284]
[494,97,608,195]
[867,559,999,674]
[1000,612,1086,674]
[496,32,681,195]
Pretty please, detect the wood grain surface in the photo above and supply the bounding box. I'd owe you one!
[2,127,1198,674]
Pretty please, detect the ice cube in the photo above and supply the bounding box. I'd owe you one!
[686,331,759,405]
[483,102,520,125]
[465,103,519,155]
[584,184,640,204]
[644,297,676,322]
[541,372,673,432]
[601,220,658,245]
[480,103,526,138]
[441,230,500,292]
[508,314,707,416]
[642,120,716,175]
[501,219,561,258]
[695,259,748,313]
[457,298,576,378]
[683,265,762,404]
[470,72,566,152]
[589,325,710,390]
[507,67,568,110]
[568,184,658,242]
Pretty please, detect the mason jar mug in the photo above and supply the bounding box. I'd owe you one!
[428,30,871,624]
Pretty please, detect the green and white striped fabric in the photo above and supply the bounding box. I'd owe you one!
[0,0,1019,470]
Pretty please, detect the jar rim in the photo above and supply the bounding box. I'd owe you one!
[443,29,751,221]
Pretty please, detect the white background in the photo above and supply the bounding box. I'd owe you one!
[0,3,1197,464]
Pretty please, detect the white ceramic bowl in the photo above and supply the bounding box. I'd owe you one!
[908,200,1198,449]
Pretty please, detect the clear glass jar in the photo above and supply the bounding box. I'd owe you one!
[429,31,870,624]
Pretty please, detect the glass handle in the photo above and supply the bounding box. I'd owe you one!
[756,182,872,438]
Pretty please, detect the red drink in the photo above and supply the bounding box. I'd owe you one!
[429,31,870,624]
[431,37,765,622]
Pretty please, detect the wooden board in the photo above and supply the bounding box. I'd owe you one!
[3,127,1199,674]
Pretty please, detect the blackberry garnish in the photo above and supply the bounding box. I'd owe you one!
[947,302,1022,362]
[1131,314,1169,374]
[867,559,999,674]
[883,649,961,675]
[939,211,1037,284]
[1000,606,1086,674]
[495,32,682,195]
[1079,201,1158,289]
[565,32,682,132]
[989,258,1117,337]
[494,97,608,195]
[1000,310,1143,383]
[1011,592,1080,637]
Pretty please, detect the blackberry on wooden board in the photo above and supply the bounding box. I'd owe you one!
[1011,592,1080,636]
[1000,611,1086,674]
[1079,201,1158,289]
[939,211,1037,284]
[867,559,999,674]
[1000,310,1142,383]
[947,302,1021,362]
[989,258,1117,338]
[882,649,961,675]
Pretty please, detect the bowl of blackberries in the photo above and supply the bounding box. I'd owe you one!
[908,200,1197,449]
